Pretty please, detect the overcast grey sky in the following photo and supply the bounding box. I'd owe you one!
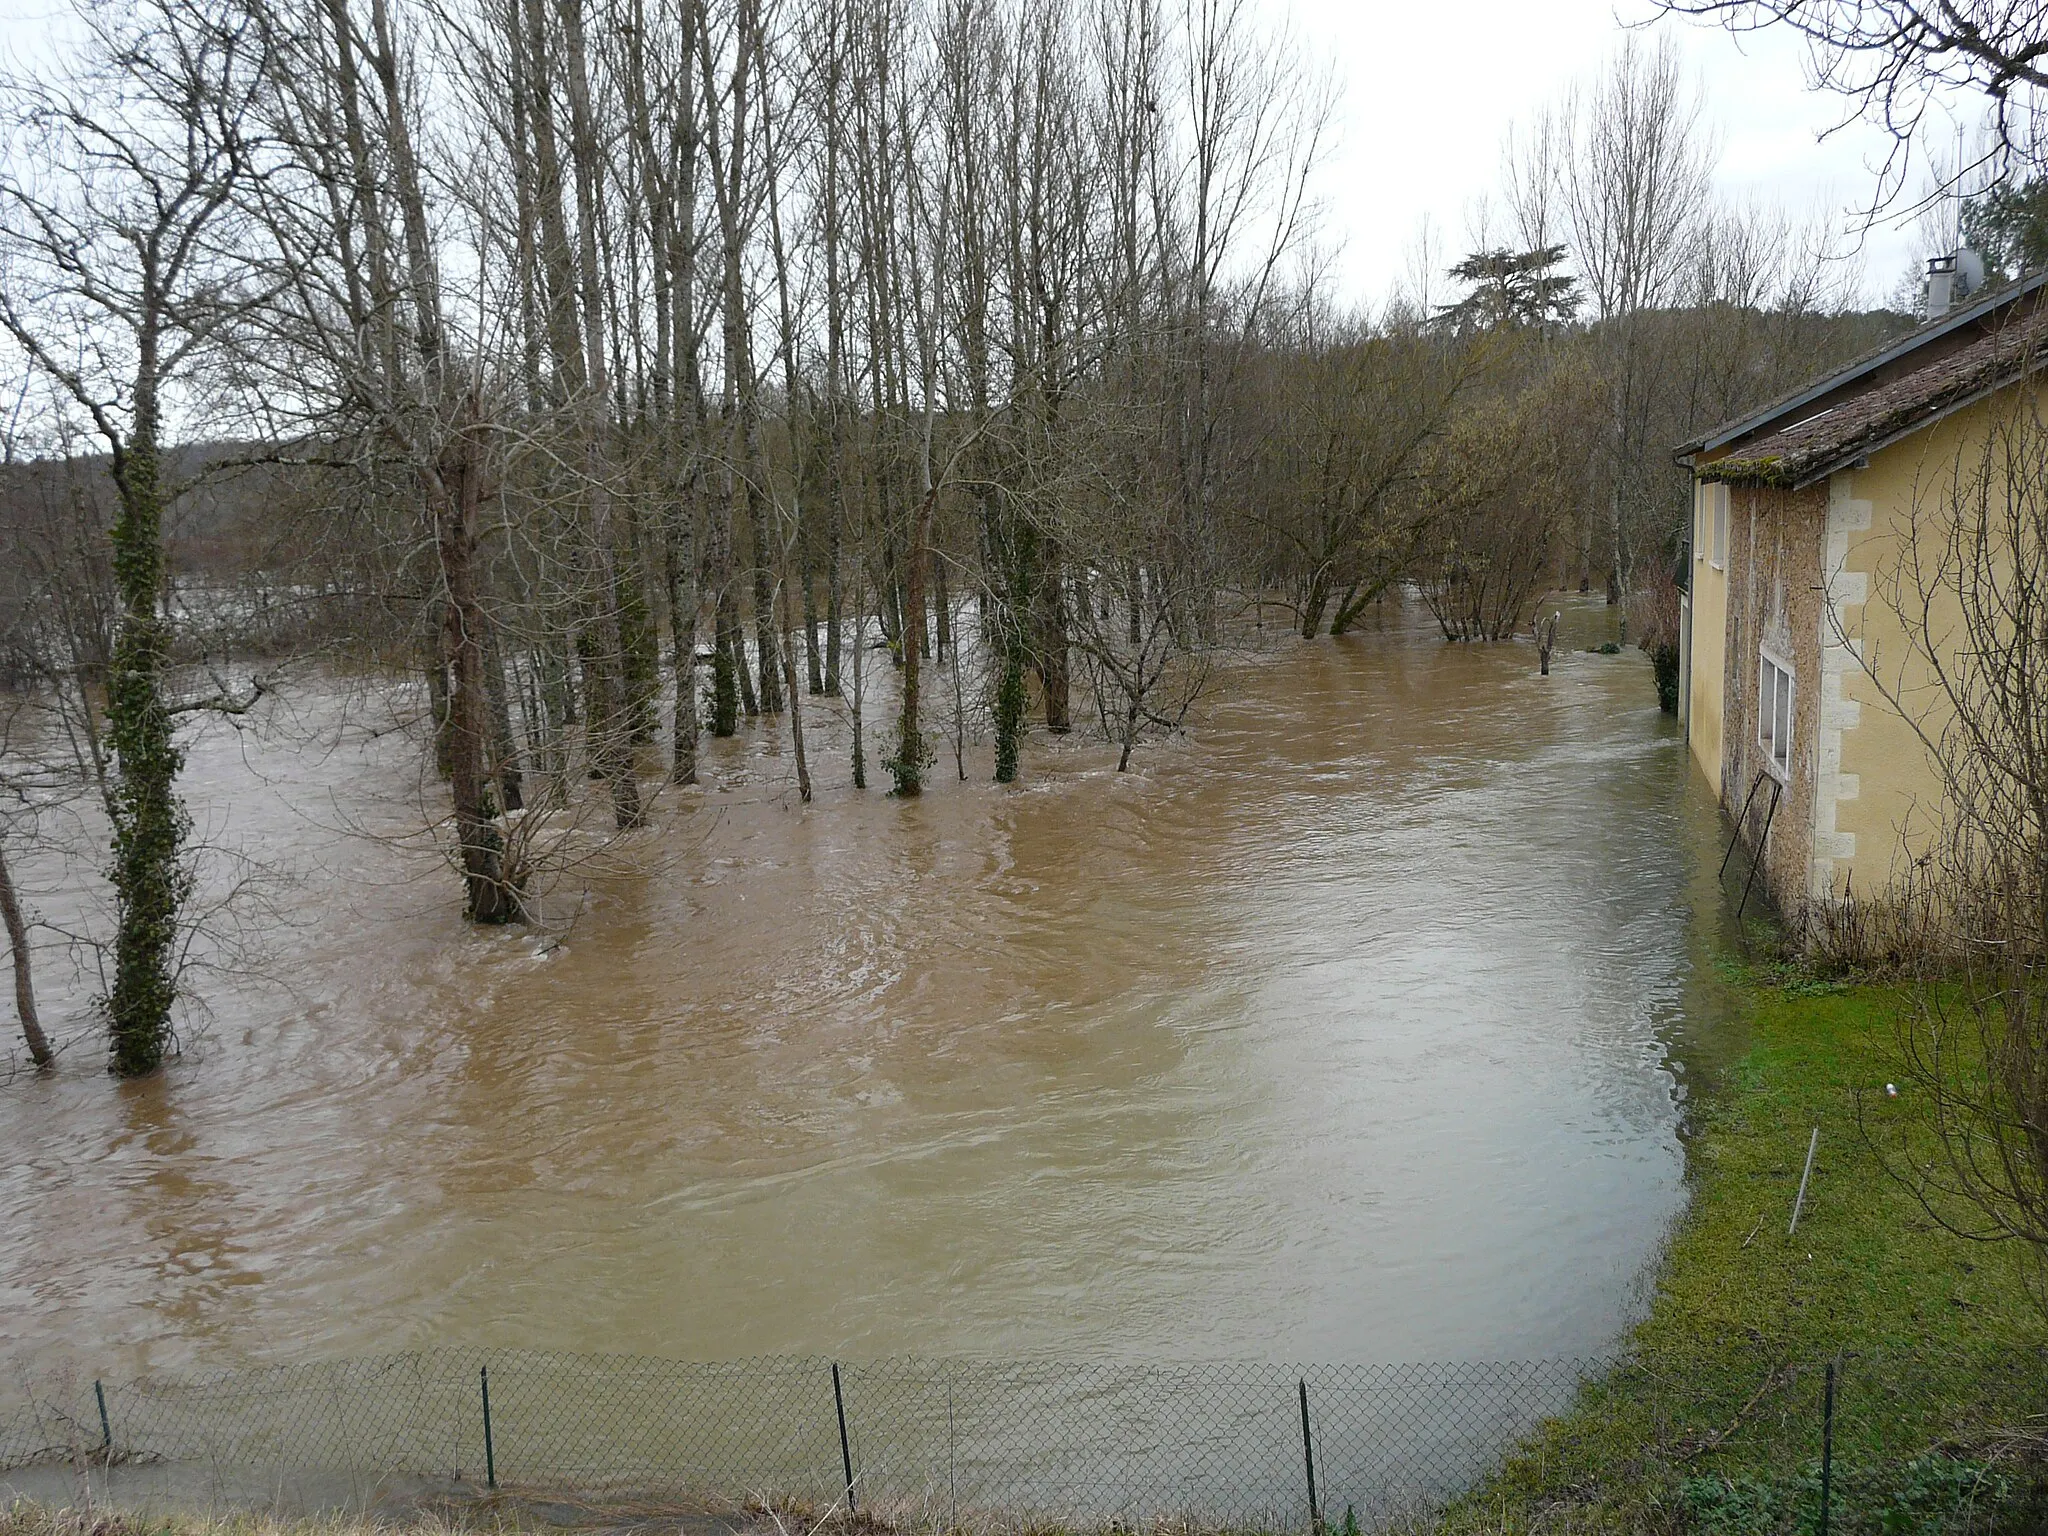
[1278,0,1933,310]
[0,0,1943,309]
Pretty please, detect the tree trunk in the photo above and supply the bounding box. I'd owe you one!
[890,484,934,795]
[482,618,525,812]
[618,536,661,746]
[849,575,867,790]
[0,837,51,1068]
[733,602,759,716]
[803,551,824,694]
[1300,571,1330,640]
[1036,549,1072,734]
[558,0,642,830]
[667,507,700,784]
[104,346,187,1077]
[438,418,523,924]
[825,504,844,693]
[993,602,1026,784]
[751,506,783,712]
[778,568,812,803]
[424,635,454,778]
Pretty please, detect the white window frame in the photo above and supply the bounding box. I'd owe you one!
[1707,484,1728,570]
[1757,647,1795,781]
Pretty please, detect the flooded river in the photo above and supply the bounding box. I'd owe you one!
[0,596,1740,1379]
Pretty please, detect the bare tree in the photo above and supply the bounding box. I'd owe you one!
[1658,0,2048,208]
[0,0,267,1072]
[1248,307,1475,639]
[1415,350,1601,643]
[1860,384,2048,1271]
[1557,35,1715,618]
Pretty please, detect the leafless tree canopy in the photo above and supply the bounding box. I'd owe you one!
[1852,386,2048,1268]
[1657,0,2048,207]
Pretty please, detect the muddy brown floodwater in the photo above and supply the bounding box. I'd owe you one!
[0,595,1743,1379]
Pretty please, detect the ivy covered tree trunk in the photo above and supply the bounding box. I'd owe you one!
[993,611,1027,784]
[889,484,935,795]
[105,351,191,1076]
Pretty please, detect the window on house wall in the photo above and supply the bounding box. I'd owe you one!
[1709,484,1728,569]
[1758,649,1794,778]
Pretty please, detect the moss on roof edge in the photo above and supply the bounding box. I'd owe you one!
[1696,456,1796,488]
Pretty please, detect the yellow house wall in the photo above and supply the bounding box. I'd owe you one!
[1687,480,1728,796]
[1815,389,2036,904]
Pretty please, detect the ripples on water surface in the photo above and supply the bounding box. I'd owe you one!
[0,597,1741,1375]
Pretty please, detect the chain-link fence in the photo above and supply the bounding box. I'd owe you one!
[0,1352,1597,1527]
[3,1349,2042,1531]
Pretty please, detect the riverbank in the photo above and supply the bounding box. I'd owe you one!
[1441,964,2048,1534]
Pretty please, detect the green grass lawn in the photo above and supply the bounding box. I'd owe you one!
[1438,967,2048,1534]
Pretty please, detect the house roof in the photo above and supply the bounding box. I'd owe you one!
[1676,266,2048,486]
[1696,298,2048,487]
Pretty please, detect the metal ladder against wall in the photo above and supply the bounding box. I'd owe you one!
[1718,768,1784,923]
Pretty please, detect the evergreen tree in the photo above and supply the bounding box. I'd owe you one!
[1435,246,1582,333]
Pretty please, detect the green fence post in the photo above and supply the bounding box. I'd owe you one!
[93,1380,111,1455]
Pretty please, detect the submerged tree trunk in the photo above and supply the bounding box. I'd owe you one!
[438,417,524,925]
[0,837,51,1068]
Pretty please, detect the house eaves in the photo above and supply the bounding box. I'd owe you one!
[1694,300,2048,489]
[1674,266,2048,465]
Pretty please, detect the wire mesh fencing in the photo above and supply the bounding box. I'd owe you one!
[5,1348,2039,1531]
[0,1352,1601,1528]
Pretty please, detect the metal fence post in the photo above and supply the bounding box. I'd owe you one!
[1817,1360,1835,1536]
[1298,1379,1322,1536]
[481,1365,497,1490]
[833,1362,856,1514]
[93,1380,111,1455]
